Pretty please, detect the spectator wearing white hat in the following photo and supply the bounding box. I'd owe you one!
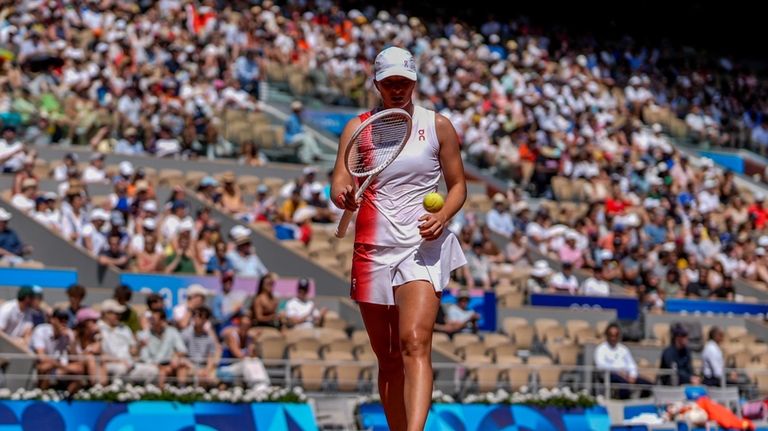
[160,201,192,244]
[486,193,515,238]
[172,284,210,330]
[10,177,38,214]
[305,182,333,223]
[226,229,268,278]
[82,208,109,256]
[527,260,552,293]
[82,153,107,184]
[98,299,154,381]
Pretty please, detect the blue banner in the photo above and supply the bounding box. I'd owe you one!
[0,267,77,288]
[529,294,640,320]
[303,109,359,136]
[0,401,317,431]
[698,151,744,174]
[665,298,768,318]
[441,289,497,331]
[358,403,609,431]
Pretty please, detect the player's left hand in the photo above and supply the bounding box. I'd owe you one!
[418,213,446,241]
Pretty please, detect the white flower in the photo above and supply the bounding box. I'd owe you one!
[0,388,11,398]
[519,386,529,394]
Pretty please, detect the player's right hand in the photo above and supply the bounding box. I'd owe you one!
[335,184,358,211]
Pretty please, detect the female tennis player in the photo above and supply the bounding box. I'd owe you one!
[332,47,467,431]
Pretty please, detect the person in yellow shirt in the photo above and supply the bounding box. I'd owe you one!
[280,187,306,223]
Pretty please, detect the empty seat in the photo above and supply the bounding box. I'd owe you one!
[541,325,567,343]
[322,339,355,356]
[483,333,512,349]
[258,337,287,360]
[292,363,327,391]
[565,320,591,338]
[455,342,487,361]
[527,355,553,366]
[512,326,535,350]
[490,343,518,363]
[452,333,481,349]
[352,329,370,346]
[502,317,528,336]
[505,366,530,391]
[537,368,562,388]
[322,316,348,332]
[552,343,580,366]
[533,319,560,339]
[325,351,373,392]
[289,338,322,356]
[467,364,502,392]
[653,323,670,345]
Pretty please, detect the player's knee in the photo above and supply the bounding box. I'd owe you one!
[400,330,431,359]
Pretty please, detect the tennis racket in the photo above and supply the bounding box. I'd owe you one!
[335,108,413,238]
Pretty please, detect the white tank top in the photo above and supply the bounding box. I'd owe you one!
[355,105,441,247]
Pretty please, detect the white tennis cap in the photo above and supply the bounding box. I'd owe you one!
[374,47,417,81]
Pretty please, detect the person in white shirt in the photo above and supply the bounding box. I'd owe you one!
[32,193,62,232]
[701,326,738,386]
[82,208,109,256]
[284,278,327,329]
[99,299,157,382]
[130,218,161,255]
[10,178,38,213]
[581,266,611,296]
[52,153,79,182]
[594,323,652,399]
[548,262,580,294]
[82,153,107,183]
[0,285,37,344]
[60,188,88,245]
[445,291,480,333]
[30,309,82,392]
[172,284,210,330]
[485,193,515,238]
[161,201,191,243]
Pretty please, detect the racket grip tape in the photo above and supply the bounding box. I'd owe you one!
[335,210,354,238]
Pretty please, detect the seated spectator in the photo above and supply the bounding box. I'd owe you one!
[549,262,580,294]
[463,239,494,290]
[594,323,653,399]
[141,293,167,332]
[659,323,700,385]
[98,233,130,270]
[701,326,739,386]
[181,306,220,387]
[132,233,165,273]
[559,232,585,268]
[82,153,107,183]
[226,230,268,277]
[252,273,281,328]
[160,201,191,244]
[218,311,271,386]
[527,260,552,293]
[139,310,189,387]
[31,192,61,233]
[99,299,157,382]
[10,177,37,213]
[165,230,201,274]
[31,309,80,392]
[207,240,234,275]
[685,267,710,298]
[305,183,334,223]
[60,188,88,245]
[710,274,735,300]
[82,208,109,256]
[284,278,326,329]
[285,100,335,164]
[445,291,480,334]
[0,285,36,345]
[280,187,306,223]
[582,266,611,296]
[173,284,210,330]
[292,206,317,245]
[219,172,245,215]
[0,208,28,265]
[130,217,160,255]
[73,308,106,386]
[113,284,141,334]
[433,304,465,336]
[64,284,87,329]
[239,141,268,167]
[12,154,38,196]
[486,193,515,238]
[250,184,277,222]
[213,272,246,329]
[505,230,529,266]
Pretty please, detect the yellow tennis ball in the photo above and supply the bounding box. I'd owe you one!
[423,192,444,213]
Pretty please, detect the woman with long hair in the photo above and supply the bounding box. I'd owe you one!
[252,273,280,328]
[331,47,466,431]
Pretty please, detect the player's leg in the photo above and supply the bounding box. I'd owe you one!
[359,302,406,431]
[395,280,441,431]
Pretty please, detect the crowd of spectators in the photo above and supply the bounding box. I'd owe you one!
[0,278,327,391]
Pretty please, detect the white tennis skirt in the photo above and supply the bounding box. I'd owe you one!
[350,230,467,305]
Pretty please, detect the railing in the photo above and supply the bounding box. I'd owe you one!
[1,352,766,401]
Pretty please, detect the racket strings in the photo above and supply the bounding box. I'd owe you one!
[347,114,410,176]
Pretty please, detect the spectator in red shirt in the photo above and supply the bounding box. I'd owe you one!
[748,193,768,229]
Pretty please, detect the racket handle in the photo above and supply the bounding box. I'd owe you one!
[335,210,354,238]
